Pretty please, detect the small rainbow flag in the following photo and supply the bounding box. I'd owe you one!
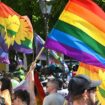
[45,0,105,68]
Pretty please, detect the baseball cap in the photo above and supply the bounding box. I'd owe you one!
[68,74,101,95]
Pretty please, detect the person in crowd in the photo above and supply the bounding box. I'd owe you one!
[57,79,68,97]
[65,74,101,105]
[0,77,12,105]
[12,89,30,105]
[43,79,65,105]
[13,59,25,82]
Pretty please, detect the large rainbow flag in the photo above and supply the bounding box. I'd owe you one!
[45,0,105,68]
[77,62,105,105]
[0,2,33,54]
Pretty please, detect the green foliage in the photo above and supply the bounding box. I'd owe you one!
[31,1,44,37]
[49,0,68,32]
[31,0,68,39]
[94,0,105,11]
[2,0,32,15]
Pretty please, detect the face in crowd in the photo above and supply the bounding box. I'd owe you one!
[12,90,30,105]
[68,74,101,105]
[86,87,97,105]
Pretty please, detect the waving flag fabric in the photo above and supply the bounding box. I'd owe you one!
[45,0,105,68]
[35,34,69,71]
[77,63,105,105]
[0,47,9,64]
[35,34,60,61]
[0,2,33,54]
[34,71,45,105]
[35,33,46,60]
[0,33,9,64]
[14,69,36,105]
[14,69,34,91]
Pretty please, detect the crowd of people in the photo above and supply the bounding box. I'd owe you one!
[42,75,101,105]
[0,76,30,105]
[0,61,102,105]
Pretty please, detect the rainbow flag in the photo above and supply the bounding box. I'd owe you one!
[35,34,69,71]
[34,71,45,105]
[77,63,105,105]
[35,33,46,60]
[0,2,33,54]
[45,0,105,68]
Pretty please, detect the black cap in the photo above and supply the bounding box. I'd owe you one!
[68,74,101,95]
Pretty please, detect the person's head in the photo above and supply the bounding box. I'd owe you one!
[12,90,30,105]
[68,74,101,104]
[46,79,59,94]
[0,77,12,94]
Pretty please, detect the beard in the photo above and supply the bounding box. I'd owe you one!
[86,92,96,105]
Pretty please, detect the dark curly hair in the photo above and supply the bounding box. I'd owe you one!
[0,77,12,95]
[14,90,30,105]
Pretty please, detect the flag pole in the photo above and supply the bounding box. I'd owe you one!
[33,46,45,64]
[26,47,45,77]
[25,47,45,105]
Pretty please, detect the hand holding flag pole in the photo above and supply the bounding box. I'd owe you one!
[14,47,45,105]
[23,44,45,104]
[24,47,45,105]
